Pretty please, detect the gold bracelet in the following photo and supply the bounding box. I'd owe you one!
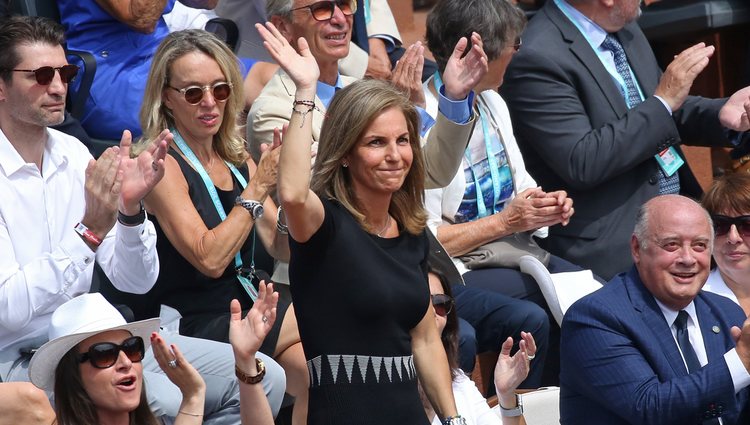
[178,410,204,417]
[235,358,266,384]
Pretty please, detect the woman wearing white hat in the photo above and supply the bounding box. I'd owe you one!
[28,283,278,425]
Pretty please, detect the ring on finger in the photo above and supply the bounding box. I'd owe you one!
[151,161,159,171]
[168,359,178,369]
[527,354,535,361]
[262,315,268,324]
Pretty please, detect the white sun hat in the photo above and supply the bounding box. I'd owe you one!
[28,293,160,391]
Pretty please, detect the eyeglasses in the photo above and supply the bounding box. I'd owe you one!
[431,294,454,318]
[711,214,750,237]
[168,82,232,105]
[512,37,522,52]
[291,0,357,21]
[10,65,79,85]
[78,336,145,369]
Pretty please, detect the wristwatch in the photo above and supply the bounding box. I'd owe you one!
[235,196,264,220]
[441,416,467,425]
[235,358,265,385]
[498,394,523,417]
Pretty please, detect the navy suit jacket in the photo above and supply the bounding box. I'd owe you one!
[501,0,728,280]
[560,267,749,424]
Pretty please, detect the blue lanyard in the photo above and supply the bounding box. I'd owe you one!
[171,129,258,301]
[433,74,502,218]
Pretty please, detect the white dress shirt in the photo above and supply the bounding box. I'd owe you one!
[0,128,159,351]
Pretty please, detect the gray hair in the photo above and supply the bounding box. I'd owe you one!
[267,0,294,19]
[633,196,714,251]
[426,0,526,73]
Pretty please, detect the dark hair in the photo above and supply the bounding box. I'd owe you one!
[428,267,460,379]
[702,172,750,216]
[0,16,65,82]
[54,348,159,425]
[426,0,526,73]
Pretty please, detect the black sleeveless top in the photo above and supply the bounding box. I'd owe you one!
[106,149,274,322]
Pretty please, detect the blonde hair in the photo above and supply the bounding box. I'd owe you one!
[311,79,427,235]
[136,29,247,165]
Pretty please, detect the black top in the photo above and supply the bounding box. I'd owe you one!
[102,149,274,322]
[290,198,430,425]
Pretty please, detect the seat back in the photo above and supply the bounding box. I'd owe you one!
[9,0,59,20]
[521,386,560,425]
[519,255,564,325]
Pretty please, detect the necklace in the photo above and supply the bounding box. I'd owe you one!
[375,215,392,238]
[203,154,216,175]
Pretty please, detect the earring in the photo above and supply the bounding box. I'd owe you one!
[342,162,348,168]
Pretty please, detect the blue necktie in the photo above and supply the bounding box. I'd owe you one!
[674,310,701,373]
[601,34,679,195]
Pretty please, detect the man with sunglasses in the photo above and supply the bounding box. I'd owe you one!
[0,16,285,425]
[251,0,483,188]
[560,195,750,424]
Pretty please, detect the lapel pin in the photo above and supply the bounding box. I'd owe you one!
[712,326,720,334]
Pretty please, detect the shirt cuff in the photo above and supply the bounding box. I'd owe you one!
[654,95,673,116]
[370,34,398,52]
[116,217,156,245]
[724,348,750,393]
[438,85,473,124]
[58,231,96,274]
[417,106,436,137]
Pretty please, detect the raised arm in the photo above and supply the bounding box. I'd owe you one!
[256,22,325,243]
[229,281,278,425]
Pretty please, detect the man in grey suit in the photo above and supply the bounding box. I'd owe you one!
[501,0,750,280]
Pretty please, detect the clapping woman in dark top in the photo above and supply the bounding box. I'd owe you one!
[257,19,488,425]
[122,29,307,423]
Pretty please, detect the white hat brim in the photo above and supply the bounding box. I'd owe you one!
[28,317,161,391]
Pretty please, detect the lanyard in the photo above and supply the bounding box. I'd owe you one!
[433,73,502,218]
[172,129,258,301]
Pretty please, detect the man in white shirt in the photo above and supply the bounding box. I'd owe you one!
[0,15,285,424]
[560,195,750,424]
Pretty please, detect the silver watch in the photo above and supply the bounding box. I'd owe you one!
[498,394,523,417]
[235,196,264,220]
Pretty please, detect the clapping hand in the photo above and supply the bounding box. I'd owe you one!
[441,32,488,101]
[391,42,426,109]
[719,85,750,132]
[151,332,206,403]
[256,22,320,92]
[494,332,536,408]
[117,129,169,215]
[229,281,279,368]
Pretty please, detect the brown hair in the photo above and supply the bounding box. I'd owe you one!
[311,79,427,235]
[0,16,65,83]
[702,172,750,216]
[54,348,158,425]
[137,29,247,165]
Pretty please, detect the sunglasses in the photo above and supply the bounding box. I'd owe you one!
[431,294,454,318]
[168,82,232,105]
[11,65,79,85]
[711,214,750,237]
[78,335,145,369]
[291,0,357,21]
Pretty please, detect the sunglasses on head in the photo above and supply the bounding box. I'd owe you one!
[168,81,232,105]
[78,335,145,369]
[711,214,750,237]
[291,0,357,21]
[431,294,454,318]
[11,65,79,85]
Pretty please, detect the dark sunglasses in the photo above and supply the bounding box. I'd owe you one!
[291,0,357,21]
[169,82,232,105]
[431,294,454,318]
[711,214,750,237]
[78,335,145,369]
[11,65,79,85]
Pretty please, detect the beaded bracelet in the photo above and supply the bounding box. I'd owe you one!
[291,99,319,128]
